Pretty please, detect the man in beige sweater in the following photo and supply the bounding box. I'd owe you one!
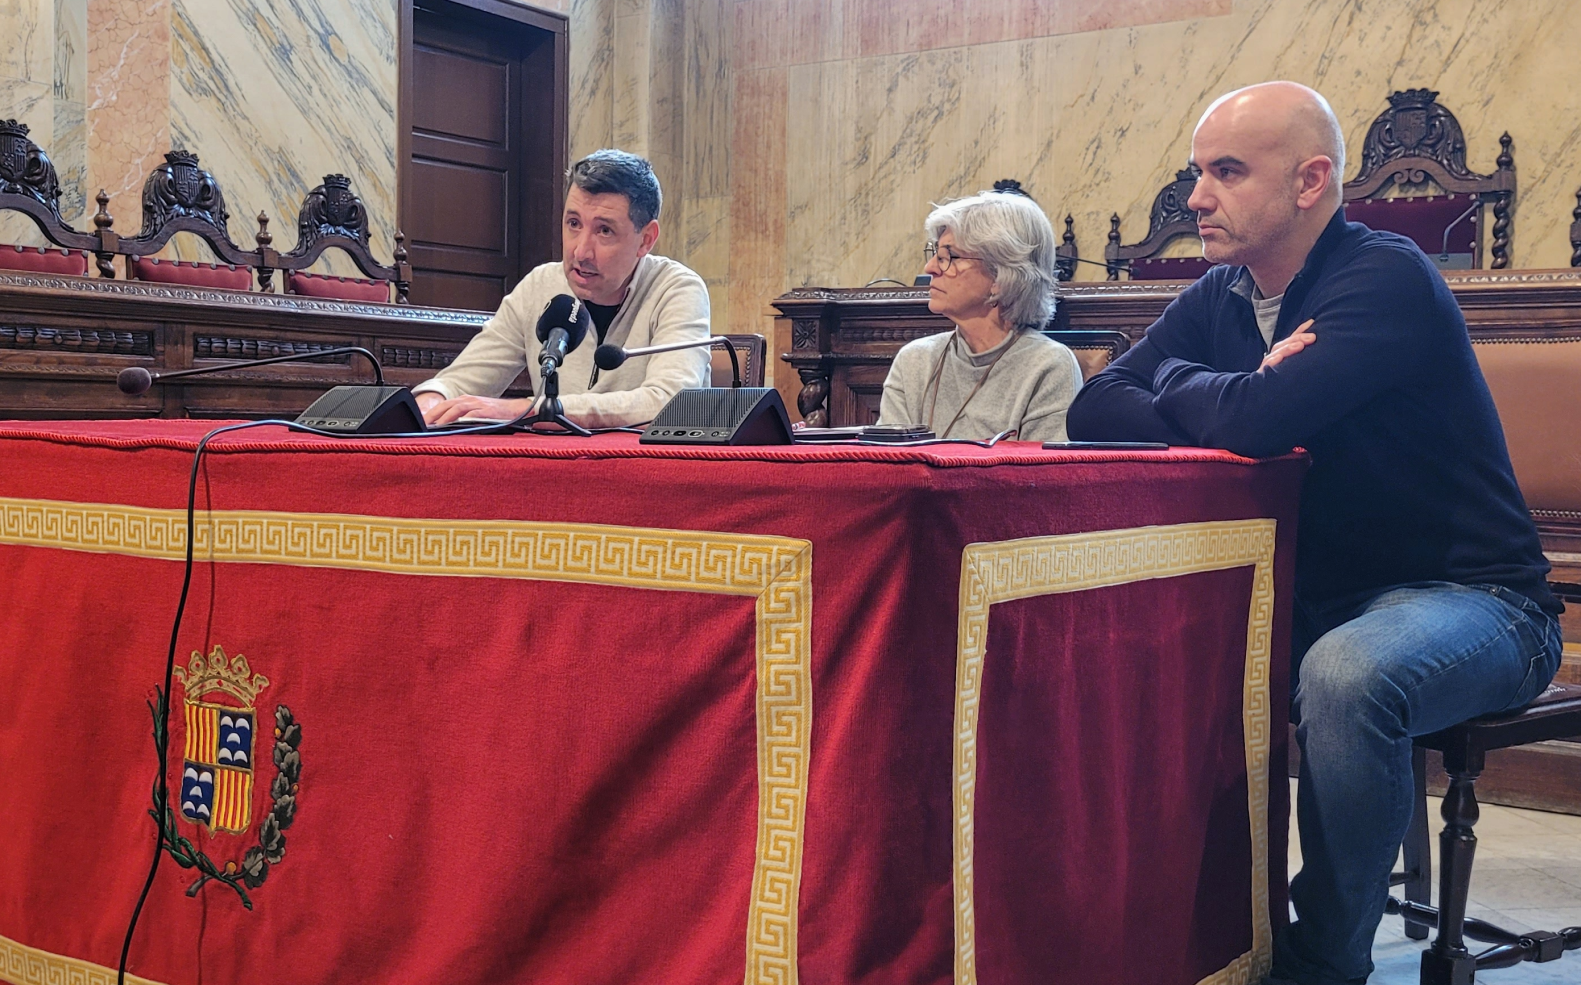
[415,150,710,429]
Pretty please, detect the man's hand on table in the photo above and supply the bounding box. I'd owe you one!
[1259,318,1316,371]
[418,391,534,426]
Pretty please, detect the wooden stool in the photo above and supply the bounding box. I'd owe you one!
[1385,681,1581,983]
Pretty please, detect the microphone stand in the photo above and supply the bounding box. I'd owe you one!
[517,360,592,436]
[1440,200,1480,264]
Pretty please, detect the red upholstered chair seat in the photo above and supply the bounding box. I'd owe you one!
[1129,256,1218,281]
[0,244,90,276]
[129,256,253,291]
[288,270,391,303]
[1344,194,1478,257]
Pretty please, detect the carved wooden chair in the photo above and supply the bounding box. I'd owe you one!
[710,334,767,388]
[1570,187,1580,268]
[1045,329,1130,381]
[1377,331,1581,979]
[264,174,410,304]
[118,150,260,290]
[989,179,1079,282]
[1342,89,1515,270]
[1385,686,1581,979]
[1104,166,1216,281]
[0,119,117,277]
[1056,214,1078,283]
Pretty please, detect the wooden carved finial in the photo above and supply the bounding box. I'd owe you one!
[255,211,272,249]
[1496,132,1514,173]
[93,189,112,231]
[393,229,408,263]
[1062,214,1076,246]
[1107,213,1121,244]
[1571,187,1581,268]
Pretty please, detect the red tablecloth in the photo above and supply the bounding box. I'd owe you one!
[0,422,1305,985]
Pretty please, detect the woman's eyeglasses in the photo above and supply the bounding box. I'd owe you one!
[923,243,986,274]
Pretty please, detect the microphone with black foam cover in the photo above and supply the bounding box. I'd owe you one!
[117,367,155,395]
[535,294,593,373]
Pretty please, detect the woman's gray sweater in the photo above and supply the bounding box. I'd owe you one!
[877,329,1083,442]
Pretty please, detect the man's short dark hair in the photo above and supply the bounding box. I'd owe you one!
[567,150,662,229]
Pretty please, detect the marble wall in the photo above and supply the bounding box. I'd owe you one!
[566,0,1581,353]
[0,0,396,275]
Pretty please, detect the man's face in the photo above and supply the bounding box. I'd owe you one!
[562,185,658,305]
[1187,104,1303,268]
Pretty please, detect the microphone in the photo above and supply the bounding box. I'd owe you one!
[117,347,385,395]
[594,336,741,388]
[535,294,592,373]
[116,348,424,436]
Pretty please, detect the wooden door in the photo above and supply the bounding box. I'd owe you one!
[403,1,566,311]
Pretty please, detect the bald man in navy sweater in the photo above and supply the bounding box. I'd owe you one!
[1068,82,1562,985]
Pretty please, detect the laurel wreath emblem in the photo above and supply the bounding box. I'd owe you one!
[147,689,302,909]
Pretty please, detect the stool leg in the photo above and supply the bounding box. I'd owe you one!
[1403,745,1431,941]
[1421,751,1483,985]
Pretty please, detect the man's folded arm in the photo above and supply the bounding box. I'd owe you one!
[1151,249,1435,457]
[1066,295,1207,444]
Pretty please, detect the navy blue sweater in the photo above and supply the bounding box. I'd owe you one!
[1067,210,1558,614]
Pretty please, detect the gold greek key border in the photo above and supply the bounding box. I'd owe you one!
[0,497,811,985]
[0,932,164,985]
[953,520,1277,985]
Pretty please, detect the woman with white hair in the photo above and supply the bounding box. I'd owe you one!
[878,189,1083,442]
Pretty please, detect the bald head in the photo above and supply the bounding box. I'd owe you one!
[1197,82,1345,201]
[1186,82,1346,294]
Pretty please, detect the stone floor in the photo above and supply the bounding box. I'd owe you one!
[1285,779,1581,983]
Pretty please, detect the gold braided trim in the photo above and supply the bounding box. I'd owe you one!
[0,932,165,985]
[0,497,812,985]
[953,519,1278,985]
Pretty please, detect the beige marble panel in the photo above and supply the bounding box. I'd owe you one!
[52,95,84,222]
[0,0,53,87]
[52,0,83,100]
[86,0,171,229]
[166,0,397,273]
[683,0,730,201]
[0,77,51,137]
[771,0,1581,295]
[611,1,652,152]
[569,0,615,157]
[0,78,51,248]
[728,66,786,335]
[51,0,86,223]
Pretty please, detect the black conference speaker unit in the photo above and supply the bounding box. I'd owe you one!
[640,387,793,446]
[295,385,425,435]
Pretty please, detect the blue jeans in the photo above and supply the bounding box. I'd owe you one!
[1272,581,1563,985]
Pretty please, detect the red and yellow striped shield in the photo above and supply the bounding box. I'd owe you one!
[180,701,256,835]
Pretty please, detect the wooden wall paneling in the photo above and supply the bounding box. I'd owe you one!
[0,271,533,421]
[399,0,568,311]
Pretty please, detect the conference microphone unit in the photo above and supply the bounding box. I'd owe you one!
[594,335,741,388]
[116,347,425,435]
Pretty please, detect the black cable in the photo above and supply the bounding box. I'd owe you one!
[117,420,276,984]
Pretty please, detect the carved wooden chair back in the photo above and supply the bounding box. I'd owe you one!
[711,333,767,388]
[0,119,117,277]
[1043,329,1131,381]
[266,174,411,304]
[1055,214,1078,283]
[118,150,263,289]
[1342,89,1515,270]
[1570,187,1580,268]
[1103,166,1216,281]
